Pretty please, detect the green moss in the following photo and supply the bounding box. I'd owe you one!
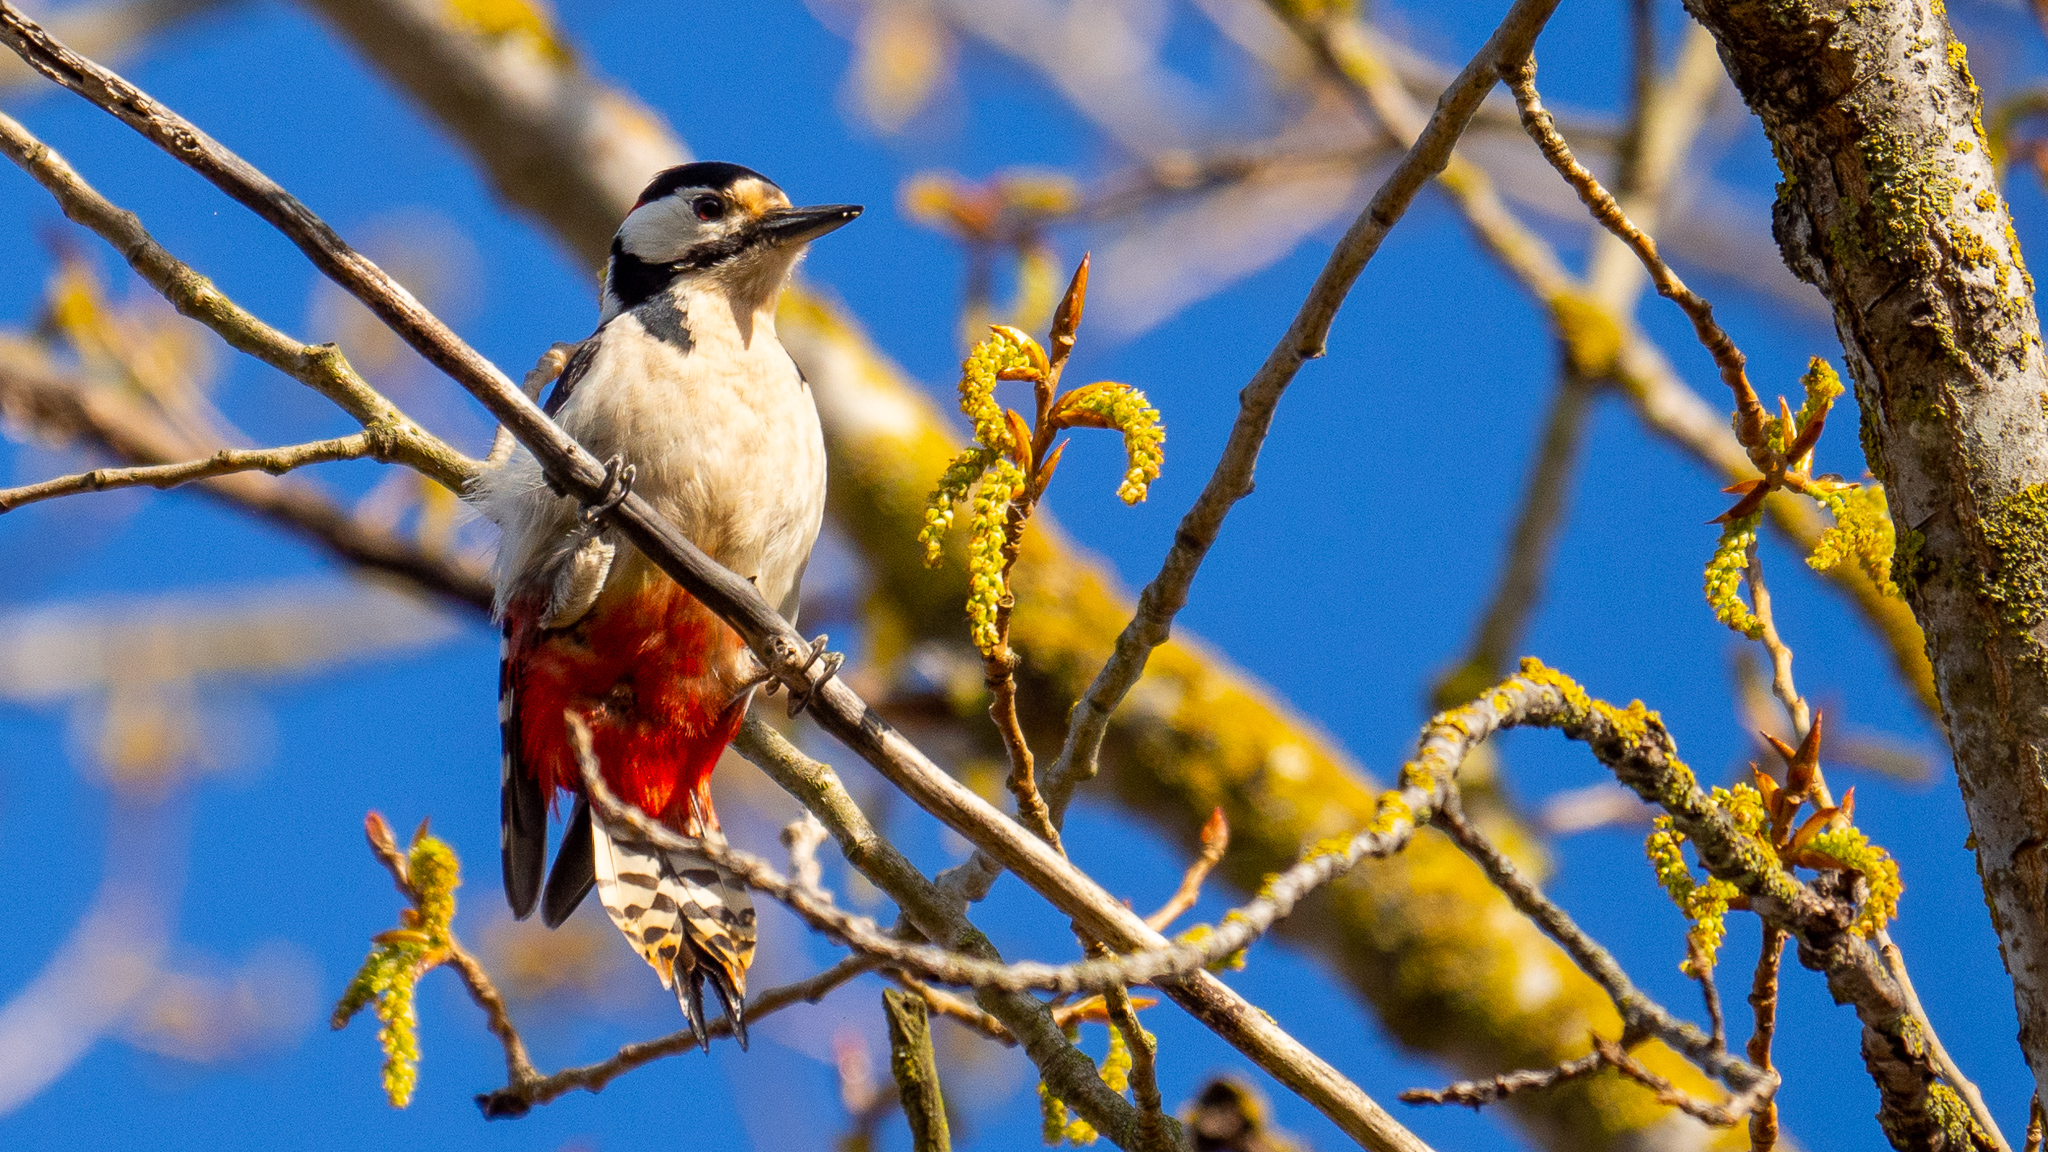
[1894,527,1931,600]
[1981,483,2048,630]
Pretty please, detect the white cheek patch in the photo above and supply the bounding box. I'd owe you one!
[619,194,713,263]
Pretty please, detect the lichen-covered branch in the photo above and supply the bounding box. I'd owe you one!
[1679,0,2048,1109]
[882,990,952,1152]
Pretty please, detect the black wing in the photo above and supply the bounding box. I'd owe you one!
[500,625,547,919]
[543,337,602,417]
[542,795,597,927]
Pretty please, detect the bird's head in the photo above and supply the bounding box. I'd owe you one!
[602,162,861,319]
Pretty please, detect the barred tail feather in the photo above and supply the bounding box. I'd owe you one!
[589,813,757,1050]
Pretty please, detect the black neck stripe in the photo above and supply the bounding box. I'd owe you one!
[606,228,760,310]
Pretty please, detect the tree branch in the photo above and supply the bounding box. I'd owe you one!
[1679,0,2048,1115]
[0,431,373,512]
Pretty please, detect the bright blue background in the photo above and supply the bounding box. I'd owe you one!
[2,1,2043,1149]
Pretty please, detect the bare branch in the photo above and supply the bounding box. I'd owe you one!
[0,108,473,490]
[475,955,876,1118]
[1432,793,1766,1097]
[1747,927,1787,1152]
[0,432,373,512]
[1146,807,1227,932]
[1023,0,1571,900]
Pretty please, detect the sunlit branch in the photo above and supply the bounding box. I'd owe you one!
[474,955,876,1117]
[1018,0,1570,909]
[0,432,375,512]
[0,350,492,610]
[0,108,474,491]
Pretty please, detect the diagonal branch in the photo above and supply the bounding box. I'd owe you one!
[0,9,1462,1148]
[981,0,1568,900]
[0,107,473,491]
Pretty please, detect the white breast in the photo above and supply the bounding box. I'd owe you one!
[477,284,828,623]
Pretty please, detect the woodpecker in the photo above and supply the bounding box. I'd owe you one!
[476,162,859,1047]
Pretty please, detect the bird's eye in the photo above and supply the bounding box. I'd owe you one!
[692,196,725,222]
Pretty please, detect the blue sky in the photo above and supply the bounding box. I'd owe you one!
[2,1,2045,1149]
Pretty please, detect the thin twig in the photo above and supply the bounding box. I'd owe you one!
[0,107,473,490]
[2025,1094,2042,1152]
[1399,1047,1608,1108]
[1686,935,1726,1052]
[475,954,875,1117]
[1748,926,1786,1152]
[1497,53,1771,458]
[1432,793,1767,1096]
[487,342,572,467]
[0,432,373,512]
[1146,807,1228,931]
[1596,1037,1767,1127]
[1745,540,1813,739]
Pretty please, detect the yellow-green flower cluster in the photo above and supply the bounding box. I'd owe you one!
[1809,483,1899,597]
[1805,824,1903,937]
[1645,817,1739,973]
[919,447,995,568]
[959,327,1039,455]
[967,458,1027,653]
[1704,513,1764,639]
[1054,382,1165,504]
[1784,357,1844,454]
[1038,1021,1127,1147]
[332,832,460,1108]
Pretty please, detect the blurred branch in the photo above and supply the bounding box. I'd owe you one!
[0,0,228,93]
[0,108,474,491]
[881,989,952,1152]
[0,348,492,609]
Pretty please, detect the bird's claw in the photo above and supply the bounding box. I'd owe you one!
[579,455,636,525]
[786,634,843,718]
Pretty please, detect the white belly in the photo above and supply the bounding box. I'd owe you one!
[481,287,827,623]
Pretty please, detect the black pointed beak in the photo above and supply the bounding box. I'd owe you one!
[758,203,862,246]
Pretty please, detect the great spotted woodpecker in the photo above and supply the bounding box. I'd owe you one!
[476,163,859,1047]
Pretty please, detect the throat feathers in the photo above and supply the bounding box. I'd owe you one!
[475,162,859,1048]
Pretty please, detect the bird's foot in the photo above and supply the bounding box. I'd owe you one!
[784,634,843,718]
[577,454,636,525]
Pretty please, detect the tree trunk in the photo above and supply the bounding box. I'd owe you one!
[1684,0,2048,1094]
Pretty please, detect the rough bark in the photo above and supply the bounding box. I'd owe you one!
[1684,0,2048,1098]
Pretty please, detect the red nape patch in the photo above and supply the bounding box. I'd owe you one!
[511,582,749,832]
